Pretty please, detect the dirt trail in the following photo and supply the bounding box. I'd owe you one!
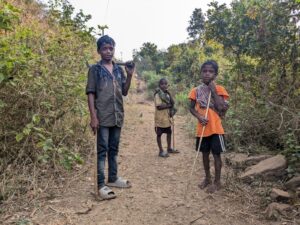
[30,89,274,225]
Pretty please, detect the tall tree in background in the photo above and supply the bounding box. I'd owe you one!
[133,42,166,74]
[187,8,205,40]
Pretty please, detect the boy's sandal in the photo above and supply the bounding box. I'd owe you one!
[106,177,132,188]
[158,151,169,158]
[99,186,116,200]
[167,148,180,153]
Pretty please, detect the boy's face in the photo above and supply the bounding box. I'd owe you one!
[201,64,216,84]
[159,80,168,92]
[98,43,115,61]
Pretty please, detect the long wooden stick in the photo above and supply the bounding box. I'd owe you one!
[94,131,99,199]
[172,118,175,150]
[184,92,211,200]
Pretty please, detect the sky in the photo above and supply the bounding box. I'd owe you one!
[50,0,231,60]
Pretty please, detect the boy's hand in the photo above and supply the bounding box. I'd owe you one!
[208,81,217,93]
[125,61,135,76]
[224,101,229,111]
[198,115,209,126]
[90,117,99,135]
[164,103,173,108]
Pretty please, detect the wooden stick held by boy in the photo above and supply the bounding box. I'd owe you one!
[94,131,100,200]
[172,118,176,151]
[184,92,211,200]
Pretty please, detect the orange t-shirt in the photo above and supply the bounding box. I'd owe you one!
[188,85,229,137]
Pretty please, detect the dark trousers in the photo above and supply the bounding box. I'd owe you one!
[97,126,121,188]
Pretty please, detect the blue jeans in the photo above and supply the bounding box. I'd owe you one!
[97,126,121,188]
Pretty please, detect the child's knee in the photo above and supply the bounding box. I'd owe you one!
[213,154,222,164]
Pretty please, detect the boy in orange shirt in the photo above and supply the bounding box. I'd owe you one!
[188,60,229,193]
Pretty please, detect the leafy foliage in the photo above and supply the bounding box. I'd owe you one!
[0,0,97,201]
[133,42,166,74]
[187,8,205,40]
[0,0,20,31]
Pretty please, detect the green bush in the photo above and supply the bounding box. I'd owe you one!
[175,90,190,113]
[141,71,161,99]
[0,0,96,202]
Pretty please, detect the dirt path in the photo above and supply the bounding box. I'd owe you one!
[30,90,274,225]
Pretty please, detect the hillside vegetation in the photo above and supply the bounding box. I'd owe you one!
[0,0,97,203]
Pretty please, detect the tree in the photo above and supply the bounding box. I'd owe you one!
[133,42,160,73]
[187,8,205,40]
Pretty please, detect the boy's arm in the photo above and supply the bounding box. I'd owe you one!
[189,100,208,126]
[219,100,229,117]
[156,104,172,110]
[122,63,135,96]
[208,82,227,112]
[155,94,172,110]
[88,93,99,134]
[86,66,99,134]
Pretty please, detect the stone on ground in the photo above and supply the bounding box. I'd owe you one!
[285,176,300,191]
[239,155,287,182]
[265,202,292,219]
[225,153,270,169]
[270,188,291,201]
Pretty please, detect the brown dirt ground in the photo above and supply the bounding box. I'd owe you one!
[2,82,293,225]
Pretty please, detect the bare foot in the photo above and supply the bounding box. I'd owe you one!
[198,178,212,189]
[206,182,221,193]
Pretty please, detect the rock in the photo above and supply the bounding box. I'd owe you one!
[246,155,271,166]
[225,153,271,169]
[270,188,291,201]
[285,176,300,190]
[225,153,248,168]
[265,202,292,219]
[239,155,287,182]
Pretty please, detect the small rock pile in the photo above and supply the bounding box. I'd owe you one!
[225,153,300,220]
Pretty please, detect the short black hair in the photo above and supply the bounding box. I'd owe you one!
[97,35,115,50]
[158,78,168,85]
[200,60,218,75]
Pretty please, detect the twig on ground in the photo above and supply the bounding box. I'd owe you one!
[30,207,39,217]
[75,205,93,215]
[190,215,204,224]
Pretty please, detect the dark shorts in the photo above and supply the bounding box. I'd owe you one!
[195,134,226,155]
[155,127,172,136]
